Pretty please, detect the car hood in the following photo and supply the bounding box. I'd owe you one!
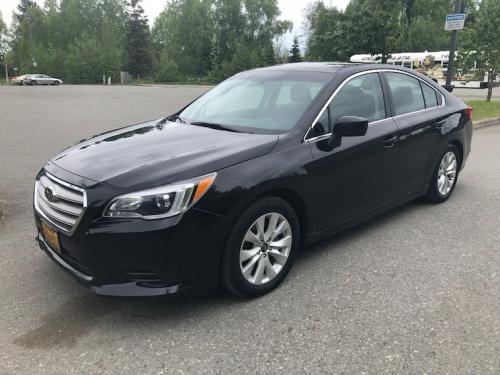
[51,120,278,190]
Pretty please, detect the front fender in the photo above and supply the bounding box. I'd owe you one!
[195,142,316,236]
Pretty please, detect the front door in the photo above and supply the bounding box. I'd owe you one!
[307,72,399,230]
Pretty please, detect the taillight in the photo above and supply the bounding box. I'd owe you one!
[465,107,473,121]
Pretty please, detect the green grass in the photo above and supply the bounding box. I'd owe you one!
[465,100,500,122]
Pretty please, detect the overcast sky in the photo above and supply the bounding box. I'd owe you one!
[1,0,352,47]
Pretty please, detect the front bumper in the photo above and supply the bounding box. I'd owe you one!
[34,207,232,297]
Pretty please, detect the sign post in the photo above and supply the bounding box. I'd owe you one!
[443,0,465,93]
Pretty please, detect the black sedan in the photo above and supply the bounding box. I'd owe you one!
[33,63,472,297]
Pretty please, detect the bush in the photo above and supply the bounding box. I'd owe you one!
[154,53,183,83]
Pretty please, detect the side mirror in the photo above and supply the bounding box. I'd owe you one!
[326,116,368,150]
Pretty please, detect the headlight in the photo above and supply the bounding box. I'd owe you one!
[103,173,216,219]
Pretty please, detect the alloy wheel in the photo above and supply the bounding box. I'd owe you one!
[239,212,292,285]
[437,151,457,196]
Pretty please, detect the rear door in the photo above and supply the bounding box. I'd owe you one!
[307,72,400,230]
[382,72,446,194]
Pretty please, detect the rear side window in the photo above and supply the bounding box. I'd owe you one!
[421,82,439,108]
[385,72,425,116]
[329,73,386,126]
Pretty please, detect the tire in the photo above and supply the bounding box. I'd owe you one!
[425,144,460,203]
[32,80,38,86]
[52,81,60,86]
[221,197,300,298]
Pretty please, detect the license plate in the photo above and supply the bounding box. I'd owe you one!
[41,221,61,253]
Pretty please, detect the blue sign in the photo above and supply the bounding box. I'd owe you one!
[446,14,465,21]
[445,13,465,30]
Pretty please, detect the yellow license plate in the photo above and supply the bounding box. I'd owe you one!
[41,221,61,253]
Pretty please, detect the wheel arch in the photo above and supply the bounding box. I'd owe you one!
[449,139,464,169]
[227,186,312,250]
[256,188,310,247]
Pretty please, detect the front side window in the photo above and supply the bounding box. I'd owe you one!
[179,71,330,134]
[329,73,386,128]
[308,73,386,138]
[385,72,426,116]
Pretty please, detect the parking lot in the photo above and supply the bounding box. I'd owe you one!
[0,85,499,374]
[453,86,500,101]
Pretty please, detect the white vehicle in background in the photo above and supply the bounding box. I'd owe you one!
[11,74,33,85]
[350,51,499,88]
[24,74,63,86]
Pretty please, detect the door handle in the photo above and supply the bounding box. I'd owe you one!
[433,120,446,128]
[382,135,398,148]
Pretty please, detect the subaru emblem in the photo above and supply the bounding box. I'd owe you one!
[45,186,58,202]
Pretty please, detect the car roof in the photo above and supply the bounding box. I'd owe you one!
[254,62,356,73]
[253,62,434,75]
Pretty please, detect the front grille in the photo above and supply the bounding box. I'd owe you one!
[34,171,86,234]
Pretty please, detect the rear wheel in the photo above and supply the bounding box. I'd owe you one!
[426,144,460,203]
[221,197,300,298]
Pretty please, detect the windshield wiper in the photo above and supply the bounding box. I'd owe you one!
[190,121,242,133]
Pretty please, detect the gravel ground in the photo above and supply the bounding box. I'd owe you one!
[0,85,498,374]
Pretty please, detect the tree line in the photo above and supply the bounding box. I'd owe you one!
[0,0,498,90]
[305,0,477,63]
[303,0,498,101]
[0,0,295,83]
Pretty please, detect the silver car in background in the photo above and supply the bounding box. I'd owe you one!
[24,74,63,86]
[11,74,33,85]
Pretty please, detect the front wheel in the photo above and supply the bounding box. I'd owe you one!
[221,197,300,298]
[32,80,38,86]
[425,144,460,203]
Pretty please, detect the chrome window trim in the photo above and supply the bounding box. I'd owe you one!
[304,69,446,142]
[34,171,87,235]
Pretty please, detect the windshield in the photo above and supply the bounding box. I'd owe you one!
[179,70,331,134]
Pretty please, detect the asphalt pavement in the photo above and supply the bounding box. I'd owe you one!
[0,85,499,374]
[452,86,500,101]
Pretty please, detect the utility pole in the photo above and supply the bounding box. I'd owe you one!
[0,31,7,83]
[3,55,7,84]
[444,0,464,93]
[0,50,7,84]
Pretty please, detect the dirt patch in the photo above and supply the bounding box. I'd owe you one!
[14,295,122,349]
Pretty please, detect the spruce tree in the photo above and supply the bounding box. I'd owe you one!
[288,37,302,63]
[15,0,37,22]
[126,0,151,78]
